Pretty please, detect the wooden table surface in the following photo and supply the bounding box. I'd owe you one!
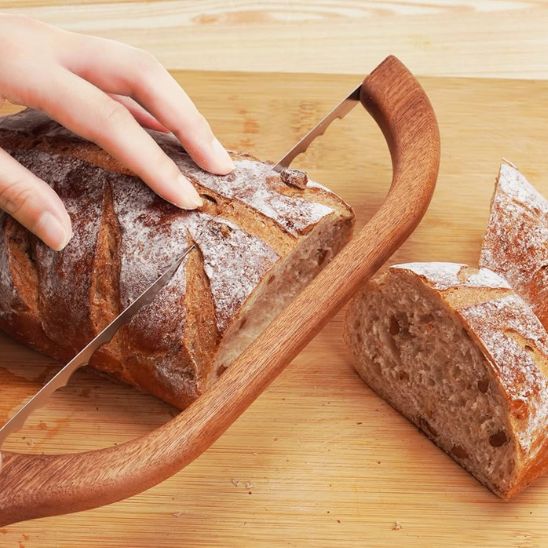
[1,69,547,547]
[0,2,547,546]
[1,0,548,79]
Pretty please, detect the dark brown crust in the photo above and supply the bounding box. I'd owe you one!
[88,182,125,379]
[505,436,548,499]
[0,109,354,408]
[480,162,548,329]
[182,245,220,392]
[0,214,59,358]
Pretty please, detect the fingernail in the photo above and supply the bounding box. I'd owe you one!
[35,212,71,251]
[210,138,234,174]
[172,174,203,209]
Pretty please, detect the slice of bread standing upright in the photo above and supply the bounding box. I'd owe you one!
[344,263,548,499]
[480,161,547,329]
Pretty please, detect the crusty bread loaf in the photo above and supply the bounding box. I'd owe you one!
[0,109,354,408]
[480,161,547,329]
[344,262,548,499]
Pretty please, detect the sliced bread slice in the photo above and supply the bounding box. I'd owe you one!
[344,262,548,499]
[480,161,547,329]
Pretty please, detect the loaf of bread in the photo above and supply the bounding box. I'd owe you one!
[344,262,547,499]
[480,161,547,329]
[0,109,354,408]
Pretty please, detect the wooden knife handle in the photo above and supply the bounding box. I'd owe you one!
[0,56,440,526]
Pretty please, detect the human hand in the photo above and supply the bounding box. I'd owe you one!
[0,14,234,250]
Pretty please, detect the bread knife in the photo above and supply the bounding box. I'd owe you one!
[0,83,361,448]
[0,247,193,449]
[273,84,361,172]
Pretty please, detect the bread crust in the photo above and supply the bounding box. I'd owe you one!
[0,109,354,408]
[480,161,548,329]
[345,262,547,499]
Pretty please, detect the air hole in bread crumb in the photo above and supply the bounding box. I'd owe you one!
[267,275,275,286]
[477,379,489,393]
[489,430,508,447]
[217,365,228,377]
[389,316,400,335]
[524,344,533,353]
[398,371,409,382]
[317,248,329,266]
[451,445,469,459]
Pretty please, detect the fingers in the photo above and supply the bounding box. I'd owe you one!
[109,94,169,133]
[0,147,72,250]
[31,67,203,210]
[60,35,234,175]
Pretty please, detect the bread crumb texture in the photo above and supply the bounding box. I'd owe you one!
[345,263,547,498]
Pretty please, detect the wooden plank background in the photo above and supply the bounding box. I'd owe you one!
[1,70,547,547]
[0,1,547,79]
[0,1,547,546]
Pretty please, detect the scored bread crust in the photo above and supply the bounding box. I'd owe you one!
[0,109,354,408]
[345,262,548,499]
[480,161,548,329]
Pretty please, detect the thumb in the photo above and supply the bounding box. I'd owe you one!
[0,147,72,251]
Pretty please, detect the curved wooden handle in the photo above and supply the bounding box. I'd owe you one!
[0,56,440,526]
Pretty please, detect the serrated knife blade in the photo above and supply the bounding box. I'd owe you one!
[0,246,194,449]
[273,84,361,172]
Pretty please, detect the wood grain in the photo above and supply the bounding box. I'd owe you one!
[0,55,440,526]
[0,70,547,545]
[1,1,548,79]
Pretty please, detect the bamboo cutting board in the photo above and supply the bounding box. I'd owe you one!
[0,71,547,547]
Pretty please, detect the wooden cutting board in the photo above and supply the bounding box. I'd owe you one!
[0,71,547,547]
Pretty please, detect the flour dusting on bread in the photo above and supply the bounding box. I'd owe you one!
[393,262,511,290]
[480,162,547,328]
[345,264,548,499]
[0,108,354,408]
